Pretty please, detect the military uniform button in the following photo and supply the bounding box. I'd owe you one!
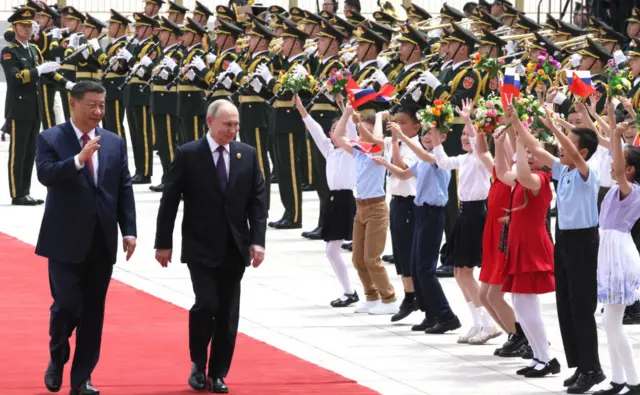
[248,105,252,108]
[18,96,21,99]
[320,113,323,117]
[188,94,191,97]
[287,109,290,113]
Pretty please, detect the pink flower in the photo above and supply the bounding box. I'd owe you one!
[498,58,505,64]
[540,51,548,57]
[337,74,343,80]
[486,101,494,108]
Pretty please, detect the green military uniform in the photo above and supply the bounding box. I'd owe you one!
[150,17,185,192]
[349,25,390,116]
[1,8,69,204]
[177,18,209,144]
[388,25,429,111]
[125,13,161,183]
[53,6,85,120]
[477,29,506,97]
[32,4,61,130]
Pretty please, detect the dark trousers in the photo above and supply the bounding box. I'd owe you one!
[274,133,303,224]
[127,105,153,177]
[554,227,601,372]
[104,99,126,144]
[40,83,57,130]
[299,134,313,186]
[180,114,205,144]
[390,195,415,277]
[411,204,454,322]
[48,225,113,387]
[60,89,71,121]
[187,249,245,378]
[7,117,39,198]
[152,113,179,183]
[240,125,271,209]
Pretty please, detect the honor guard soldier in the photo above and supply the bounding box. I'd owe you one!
[191,1,214,26]
[599,23,627,57]
[501,4,524,27]
[123,12,161,184]
[177,17,210,143]
[555,19,588,43]
[143,0,164,18]
[302,20,347,240]
[101,9,131,142]
[372,10,400,29]
[478,29,507,96]
[472,8,503,33]
[626,39,640,109]
[511,13,542,35]
[350,24,390,117]
[440,4,466,31]
[258,15,312,229]
[365,20,403,82]
[491,0,512,18]
[66,13,107,84]
[33,3,63,130]
[344,9,365,26]
[215,5,238,28]
[149,17,185,193]
[406,3,432,25]
[54,6,85,120]
[3,0,42,44]
[167,1,188,25]
[389,25,430,110]
[1,7,72,205]
[625,8,640,52]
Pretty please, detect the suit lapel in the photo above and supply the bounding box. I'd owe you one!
[199,137,224,196]
[64,121,96,188]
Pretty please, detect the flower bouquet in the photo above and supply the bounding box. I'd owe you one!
[524,51,561,93]
[512,94,555,143]
[470,52,504,80]
[416,99,455,133]
[603,59,631,97]
[280,71,315,93]
[325,68,352,96]
[474,94,504,135]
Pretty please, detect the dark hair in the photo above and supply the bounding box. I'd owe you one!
[397,104,421,125]
[70,81,106,100]
[362,114,376,125]
[331,117,341,125]
[626,146,640,184]
[570,127,599,161]
[463,2,478,14]
[345,0,361,12]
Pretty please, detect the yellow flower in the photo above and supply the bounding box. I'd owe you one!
[433,109,441,116]
[617,84,623,90]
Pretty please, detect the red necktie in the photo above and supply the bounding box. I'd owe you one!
[80,134,95,178]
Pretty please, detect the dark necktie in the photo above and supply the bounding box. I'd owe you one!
[80,134,95,180]
[216,145,228,191]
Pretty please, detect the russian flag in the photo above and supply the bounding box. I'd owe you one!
[567,70,596,98]
[346,77,396,109]
[500,67,520,109]
[349,140,382,154]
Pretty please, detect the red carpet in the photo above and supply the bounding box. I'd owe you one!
[0,233,379,394]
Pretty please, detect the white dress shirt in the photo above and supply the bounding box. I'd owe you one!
[587,145,612,188]
[302,115,356,191]
[207,134,230,178]
[384,136,418,197]
[72,120,99,185]
[359,59,378,72]
[433,137,491,201]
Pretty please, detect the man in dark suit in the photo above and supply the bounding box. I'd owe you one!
[155,99,267,394]
[35,81,137,395]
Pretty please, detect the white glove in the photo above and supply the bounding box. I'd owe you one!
[293,64,307,77]
[69,33,83,49]
[222,76,232,89]
[340,51,356,63]
[505,40,517,55]
[376,56,389,70]
[250,77,263,93]
[32,21,39,37]
[304,45,317,55]
[411,87,422,102]
[419,71,441,89]
[136,66,146,78]
[140,55,153,67]
[117,48,133,62]
[162,56,177,70]
[570,53,581,67]
[190,56,206,71]
[372,70,388,85]
[256,63,272,82]
[51,28,62,40]
[159,69,169,80]
[186,69,196,81]
[324,91,335,101]
[88,38,101,51]
[36,62,60,75]
[81,48,90,60]
[205,53,217,64]
[614,50,627,66]
[407,80,419,92]
[227,61,242,76]
[65,81,75,91]
[515,63,526,75]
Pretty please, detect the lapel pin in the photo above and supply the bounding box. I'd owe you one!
[237,152,242,159]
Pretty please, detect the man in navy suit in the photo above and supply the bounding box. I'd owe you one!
[155,100,267,394]
[35,81,137,395]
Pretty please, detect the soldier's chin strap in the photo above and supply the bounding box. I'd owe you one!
[406,43,417,63]
[586,57,597,74]
[450,41,463,64]
[219,34,229,55]
[251,36,264,54]
[321,38,334,59]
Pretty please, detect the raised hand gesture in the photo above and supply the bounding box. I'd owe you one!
[455,98,474,121]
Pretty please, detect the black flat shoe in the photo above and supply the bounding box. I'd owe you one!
[424,315,461,334]
[626,383,640,394]
[301,226,322,240]
[188,363,208,392]
[12,196,39,206]
[69,379,99,395]
[149,184,164,192]
[268,218,286,228]
[331,291,359,307]
[516,359,539,376]
[132,175,152,184]
[382,254,394,263]
[564,370,581,387]
[568,370,606,394]
[498,332,527,357]
[411,317,436,331]
[520,343,533,359]
[391,298,418,322]
[210,377,228,393]
[524,358,561,378]
[593,382,627,395]
[44,360,63,392]
[435,265,454,278]
[26,195,44,205]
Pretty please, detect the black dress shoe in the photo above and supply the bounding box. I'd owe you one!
[25,195,44,204]
[210,377,228,393]
[524,358,561,378]
[382,254,395,263]
[519,343,533,359]
[593,382,627,395]
[270,174,278,184]
[391,298,418,322]
[12,196,39,206]
[564,369,581,387]
[188,363,208,392]
[568,370,606,394]
[516,359,539,376]
[435,265,454,278]
[301,183,315,192]
[412,318,436,331]
[268,218,285,228]
[341,241,352,250]
[69,379,99,395]
[44,361,63,392]
[424,315,461,334]
[330,291,359,307]
[149,184,164,192]
[301,226,322,240]
[132,175,152,184]
[498,333,528,358]
[272,219,302,229]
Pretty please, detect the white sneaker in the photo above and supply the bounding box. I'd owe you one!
[457,326,480,344]
[354,300,380,313]
[368,300,400,315]
[468,326,503,345]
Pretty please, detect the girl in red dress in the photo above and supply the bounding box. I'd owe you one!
[495,114,560,378]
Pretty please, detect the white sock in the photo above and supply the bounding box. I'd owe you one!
[467,302,480,327]
[603,304,640,385]
[326,241,354,295]
[513,293,551,363]
[477,306,494,328]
